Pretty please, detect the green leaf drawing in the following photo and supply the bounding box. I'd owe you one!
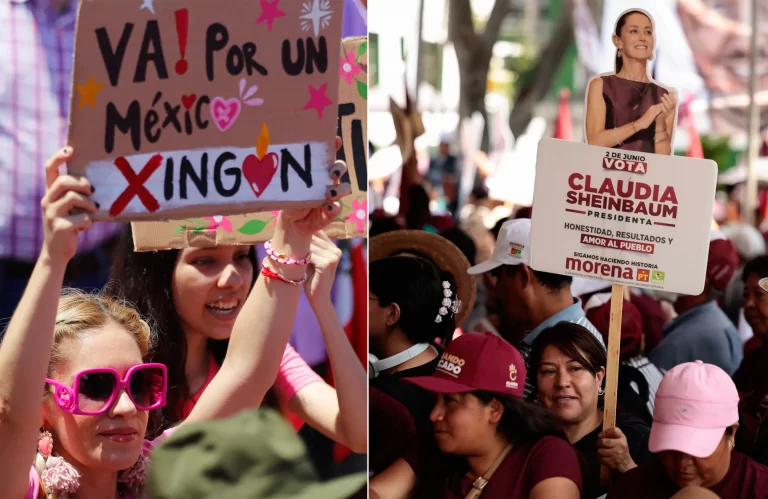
[192,226,206,234]
[174,226,185,234]
[237,218,272,235]
[357,41,367,59]
[356,79,367,100]
[339,199,350,211]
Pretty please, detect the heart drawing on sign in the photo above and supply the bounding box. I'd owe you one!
[242,152,279,198]
[210,97,242,132]
[181,94,197,110]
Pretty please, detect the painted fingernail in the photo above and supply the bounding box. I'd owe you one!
[333,169,341,177]
[63,147,69,154]
[95,202,100,209]
[91,185,95,193]
[330,189,337,197]
[326,204,333,212]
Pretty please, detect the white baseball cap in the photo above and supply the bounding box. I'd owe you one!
[467,219,531,275]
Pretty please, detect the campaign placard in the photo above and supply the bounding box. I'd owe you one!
[529,138,717,295]
[67,0,343,221]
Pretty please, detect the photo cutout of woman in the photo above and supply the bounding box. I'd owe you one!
[585,8,679,156]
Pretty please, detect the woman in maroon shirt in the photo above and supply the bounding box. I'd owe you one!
[368,333,583,499]
[608,361,768,498]
[529,323,654,499]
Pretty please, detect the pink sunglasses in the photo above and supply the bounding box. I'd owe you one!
[46,363,167,416]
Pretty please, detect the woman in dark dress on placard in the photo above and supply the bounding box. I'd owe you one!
[585,9,677,155]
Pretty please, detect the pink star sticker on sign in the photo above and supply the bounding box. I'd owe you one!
[255,0,286,31]
[303,83,332,119]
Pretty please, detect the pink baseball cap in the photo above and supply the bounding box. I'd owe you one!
[649,360,739,458]
[403,333,526,398]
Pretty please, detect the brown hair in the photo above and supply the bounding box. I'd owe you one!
[528,322,607,390]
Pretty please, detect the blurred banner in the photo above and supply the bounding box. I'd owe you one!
[585,0,768,137]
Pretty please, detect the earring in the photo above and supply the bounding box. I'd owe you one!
[617,48,622,57]
[38,429,54,458]
[598,389,605,396]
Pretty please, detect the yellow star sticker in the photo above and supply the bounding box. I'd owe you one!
[76,76,104,109]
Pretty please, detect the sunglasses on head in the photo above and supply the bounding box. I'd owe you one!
[46,363,167,416]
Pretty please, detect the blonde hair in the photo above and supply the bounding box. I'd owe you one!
[36,289,155,499]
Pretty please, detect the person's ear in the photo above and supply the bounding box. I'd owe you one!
[612,33,621,50]
[596,366,606,388]
[385,303,401,327]
[487,398,505,425]
[519,265,532,289]
[729,423,739,448]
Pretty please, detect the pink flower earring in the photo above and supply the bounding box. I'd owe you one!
[38,429,53,457]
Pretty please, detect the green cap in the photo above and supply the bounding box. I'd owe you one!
[148,409,367,498]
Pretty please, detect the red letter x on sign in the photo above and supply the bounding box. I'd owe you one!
[109,155,163,217]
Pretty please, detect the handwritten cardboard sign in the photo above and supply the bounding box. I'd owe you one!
[131,36,368,250]
[529,138,717,295]
[67,0,344,221]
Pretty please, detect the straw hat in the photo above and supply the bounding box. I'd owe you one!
[370,231,476,326]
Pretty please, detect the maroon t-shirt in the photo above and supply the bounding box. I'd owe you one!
[369,387,417,477]
[439,436,582,499]
[608,451,768,499]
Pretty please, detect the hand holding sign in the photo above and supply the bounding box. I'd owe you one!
[282,137,350,236]
[597,427,637,474]
[41,147,99,264]
[304,230,343,307]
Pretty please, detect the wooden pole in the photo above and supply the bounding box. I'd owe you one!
[600,284,625,485]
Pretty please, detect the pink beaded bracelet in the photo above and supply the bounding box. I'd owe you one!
[264,239,311,266]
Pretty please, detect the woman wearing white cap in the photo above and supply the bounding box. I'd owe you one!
[608,361,768,498]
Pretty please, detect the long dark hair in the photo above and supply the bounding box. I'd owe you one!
[614,10,651,73]
[106,226,260,433]
[412,392,568,498]
[528,322,607,403]
[369,256,457,347]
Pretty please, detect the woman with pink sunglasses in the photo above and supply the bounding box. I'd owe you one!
[0,146,349,499]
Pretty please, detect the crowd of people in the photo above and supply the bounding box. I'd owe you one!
[368,180,768,498]
[368,7,768,496]
[0,142,368,498]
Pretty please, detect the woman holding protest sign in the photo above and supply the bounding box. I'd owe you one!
[0,145,352,499]
[109,140,367,454]
[585,8,678,155]
[529,322,654,499]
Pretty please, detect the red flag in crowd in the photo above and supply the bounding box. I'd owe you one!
[554,89,573,141]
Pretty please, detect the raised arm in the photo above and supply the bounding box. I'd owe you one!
[586,77,662,148]
[286,232,367,453]
[186,144,351,424]
[0,148,97,498]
